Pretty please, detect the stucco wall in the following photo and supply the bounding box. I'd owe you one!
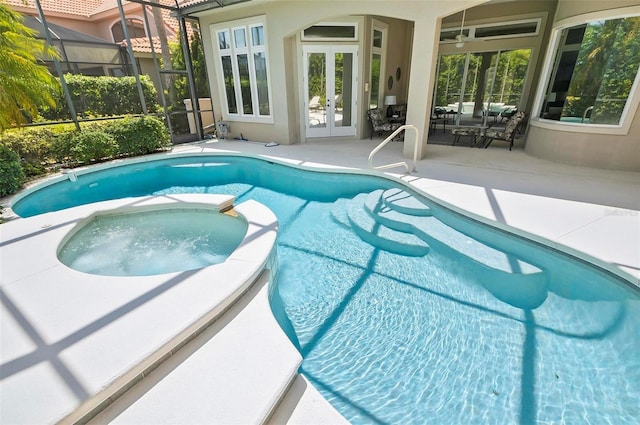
[525,1,640,171]
[526,121,640,170]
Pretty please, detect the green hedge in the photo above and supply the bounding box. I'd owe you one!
[70,131,118,164]
[97,116,170,157]
[0,145,25,197]
[0,116,171,196]
[39,74,161,121]
[0,128,54,177]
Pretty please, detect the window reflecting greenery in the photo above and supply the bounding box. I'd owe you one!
[221,56,237,114]
[236,54,253,115]
[215,21,270,118]
[541,16,640,125]
[370,54,381,108]
[254,52,269,115]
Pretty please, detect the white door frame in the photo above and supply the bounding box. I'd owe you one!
[303,45,358,138]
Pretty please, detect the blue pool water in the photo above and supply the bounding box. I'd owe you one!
[13,155,640,424]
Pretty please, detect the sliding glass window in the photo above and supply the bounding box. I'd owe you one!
[540,16,640,125]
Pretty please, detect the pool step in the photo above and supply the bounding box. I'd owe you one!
[371,188,433,217]
[334,190,546,306]
[88,272,302,425]
[367,194,542,274]
[363,189,548,309]
[343,194,429,257]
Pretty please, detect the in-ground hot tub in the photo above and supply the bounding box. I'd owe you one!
[58,206,248,276]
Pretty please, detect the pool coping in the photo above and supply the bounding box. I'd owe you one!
[0,193,279,424]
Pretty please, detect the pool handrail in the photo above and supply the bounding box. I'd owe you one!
[368,124,419,174]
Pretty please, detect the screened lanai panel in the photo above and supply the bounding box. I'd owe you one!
[61,42,122,64]
[434,53,466,110]
[434,49,531,126]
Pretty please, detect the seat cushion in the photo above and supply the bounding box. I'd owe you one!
[451,128,478,136]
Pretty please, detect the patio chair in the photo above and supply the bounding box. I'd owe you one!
[498,107,518,123]
[482,111,526,150]
[367,107,401,139]
[309,95,322,110]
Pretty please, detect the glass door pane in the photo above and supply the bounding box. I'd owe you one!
[307,52,327,130]
[494,49,531,107]
[334,52,353,128]
[433,53,466,124]
[434,49,532,130]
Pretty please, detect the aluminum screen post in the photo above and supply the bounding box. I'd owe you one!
[34,0,80,131]
[117,0,148,115]
[178,14,204,141]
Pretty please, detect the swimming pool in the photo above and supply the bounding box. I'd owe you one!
[12,154,640,424]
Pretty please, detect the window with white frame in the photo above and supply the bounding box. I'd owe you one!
[213,18,271,120]
[539,14,640,126]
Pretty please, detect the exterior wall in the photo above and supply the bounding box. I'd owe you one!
[43,16,108,40]
[525,1,640,171]
[376,17,413,107]
[195,0,486,150]
[526,120,640,170]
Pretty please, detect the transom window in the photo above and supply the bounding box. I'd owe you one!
[539,15,640,126]
[212,17,271,120]
[301,23,358,41]
[440,18,539,43]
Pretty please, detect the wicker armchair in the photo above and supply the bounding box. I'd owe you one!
[482,111,526,150]
[367,107,401,139]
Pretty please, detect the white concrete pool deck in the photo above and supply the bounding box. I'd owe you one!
[1,138,638,424]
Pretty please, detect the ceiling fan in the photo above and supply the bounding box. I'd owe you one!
[444,9,481,48]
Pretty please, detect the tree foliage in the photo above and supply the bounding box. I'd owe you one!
[565,17,640,124]
[0,1,60,130]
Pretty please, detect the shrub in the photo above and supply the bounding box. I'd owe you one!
[100,116,171,156]
[0,128,54,177]
[0,116,171,171]
[50,130,78,165]
[70,131,118,164]
[0,144,25,197]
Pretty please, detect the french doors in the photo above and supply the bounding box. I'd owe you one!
[304,45,358,137]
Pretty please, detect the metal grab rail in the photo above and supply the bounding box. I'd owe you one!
[582,105,594,123]
[368,125,419,173]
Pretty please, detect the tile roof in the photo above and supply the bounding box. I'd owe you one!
[6,0,181,33]
[7,0,195,50]
[5,0,114,18]
[121,35,178,53]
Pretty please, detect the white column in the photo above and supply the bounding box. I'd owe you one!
[404,18,439,159]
